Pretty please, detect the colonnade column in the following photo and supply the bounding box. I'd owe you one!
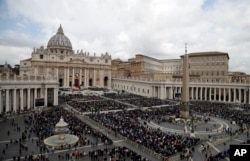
[0,90,2,114]
[244,89,247,104]
[152,86,155,98]
[209,87,212,101]
[160,85,164,99]
[6,89,9,112]
[191,87,194,100]
[239,88,242,103]
[34,88,37,109]
[219,88,221,102]
[248,89,250,104]
[20,89,24,110]
[212,88,215,101]
[200,87,203,100]
[13,89,17,112]
[195,87,198,100]
[229,88,231,102]
[205,87,207,101]
[169,87,172,99]
[27,88,30,109]
[44,88,48,107]
[53,88,58,106]
[234,88,236,102]
[223,88,226,102]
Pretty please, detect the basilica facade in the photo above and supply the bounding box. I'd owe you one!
[19,25,112,88]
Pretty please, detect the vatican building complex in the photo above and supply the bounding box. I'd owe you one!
[0,25,250,114]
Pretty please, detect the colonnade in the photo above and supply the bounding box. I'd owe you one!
[113,78,250,104]
[152,85,250,104]
[0,87,58,114]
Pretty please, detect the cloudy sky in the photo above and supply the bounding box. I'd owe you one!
[0,0,250,73]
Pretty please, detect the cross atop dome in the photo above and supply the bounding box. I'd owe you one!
[57,24,64,35]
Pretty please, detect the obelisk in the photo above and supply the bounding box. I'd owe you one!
[180,43,189,119]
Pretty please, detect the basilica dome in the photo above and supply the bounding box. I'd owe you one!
[47,25,72,50]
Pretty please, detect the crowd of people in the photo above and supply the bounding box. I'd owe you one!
[104,93,172,107]
[55,146,151,161]
[67,99,130,113]
[32,107,113,146]
[90,109,201,158]
[189,101,250,129]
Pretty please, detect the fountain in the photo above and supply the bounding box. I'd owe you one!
[44,116,79,149]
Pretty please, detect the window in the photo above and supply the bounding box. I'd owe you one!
[24,63,26,65]
[105,59,108,63]
[40,55,44,59]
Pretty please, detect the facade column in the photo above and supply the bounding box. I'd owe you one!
[27,88,30,109]
[53,88,58,106]
[67,67,70,87]
[108,70,111,88]
[6,89,10,112]
[79,68,82,86]
[20,89,24,110]
[13,89,17,112]
[44,88,48,107]
[72,68,75,87]
[0,90,2,114]
[63,67,67,87]
[100,70,104,87]
[85,69,88,87]
[93,69,96,87]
